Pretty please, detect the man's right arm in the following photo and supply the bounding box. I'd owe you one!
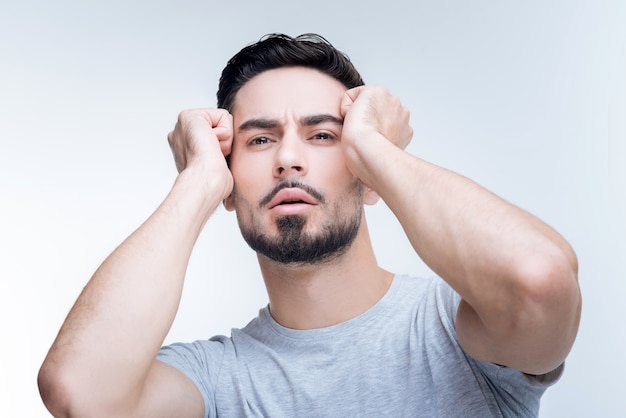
[37,109,233,418]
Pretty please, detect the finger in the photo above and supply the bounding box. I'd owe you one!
[209,111,233,157]
[341,86,364,118]
[344,85,364,101]
[219,138,232,157]
[206,109,233,138]
[212,123,234,144]
[212,126,233,157]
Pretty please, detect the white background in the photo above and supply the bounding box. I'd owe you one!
[1,1,625,416]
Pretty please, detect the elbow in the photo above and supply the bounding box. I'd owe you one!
[521,242,580,315]
[38,358,75,418]
[38,355,140,418]
[38,357,107,418]
[511,247,582,371]
[459,243,582,375]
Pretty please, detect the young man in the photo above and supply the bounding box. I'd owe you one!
[39,34,581,417]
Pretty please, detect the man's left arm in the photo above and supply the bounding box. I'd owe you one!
[341,86,581,375]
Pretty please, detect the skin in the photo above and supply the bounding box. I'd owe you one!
[38,66,581,418]
[224,68,390,329]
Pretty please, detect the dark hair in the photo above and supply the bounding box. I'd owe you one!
[217,33,364,111]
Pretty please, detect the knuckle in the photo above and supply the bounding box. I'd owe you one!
[177,110,187,123]
[177,109,197,124]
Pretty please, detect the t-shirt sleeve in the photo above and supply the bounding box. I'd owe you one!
[157,337,229,418]
[434,277,564,415]
[473,361,564,415]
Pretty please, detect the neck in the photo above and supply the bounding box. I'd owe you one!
[257,219,393,330]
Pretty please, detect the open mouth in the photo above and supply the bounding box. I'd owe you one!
[268,188,318,209]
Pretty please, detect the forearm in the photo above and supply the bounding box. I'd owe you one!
[378,145,576,295]
[356,137,580,369]
[341,84,580,372]
[39,169,221,415]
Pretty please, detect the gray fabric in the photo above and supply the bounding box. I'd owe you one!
[158,275,563,417]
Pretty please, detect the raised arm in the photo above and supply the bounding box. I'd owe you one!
[38,109,233,418]
[340,86,581,375]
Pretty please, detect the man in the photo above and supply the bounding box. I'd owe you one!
[38,34,581,417]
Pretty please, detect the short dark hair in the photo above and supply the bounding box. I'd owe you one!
[217,33,364,111]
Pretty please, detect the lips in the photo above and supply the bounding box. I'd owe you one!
[268,188,318,209]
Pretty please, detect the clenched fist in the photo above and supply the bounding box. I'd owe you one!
[167,109,234,201]
[339,86,413,189]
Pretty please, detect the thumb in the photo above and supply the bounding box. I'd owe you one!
[340,86,364,118]
[206,110,233,141]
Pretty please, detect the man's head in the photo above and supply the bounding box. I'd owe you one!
[221,35,377,266]
[217,33,364,113]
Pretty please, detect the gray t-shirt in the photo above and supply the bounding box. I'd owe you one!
[158,275,563,417]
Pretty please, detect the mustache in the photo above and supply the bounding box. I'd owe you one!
[259,180,326,208]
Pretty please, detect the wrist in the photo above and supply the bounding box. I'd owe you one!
[345,132,396,189]
[170,165,232,222]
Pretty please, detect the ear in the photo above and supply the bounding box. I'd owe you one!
[363,187,380,206]
[223,193,236,211]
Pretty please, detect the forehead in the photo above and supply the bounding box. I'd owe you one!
[231,67,347,122]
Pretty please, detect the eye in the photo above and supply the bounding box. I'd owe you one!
[248,136,272,146]
[310,132,336,142]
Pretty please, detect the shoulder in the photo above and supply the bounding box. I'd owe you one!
[157,336,233,409]
[393,274,461,320]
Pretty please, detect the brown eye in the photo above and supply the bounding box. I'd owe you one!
[311,132,335,141]
[250,136,271,145]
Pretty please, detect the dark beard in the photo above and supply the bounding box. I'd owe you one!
[239,210,361,265]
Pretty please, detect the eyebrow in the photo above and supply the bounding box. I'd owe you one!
[237,114,343,132]
[237,118,280,132]
[301,114,343,127]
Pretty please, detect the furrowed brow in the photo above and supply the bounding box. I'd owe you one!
[300,114,343,127]
[238,118,280,132]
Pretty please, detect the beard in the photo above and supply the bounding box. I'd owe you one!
[234,180,363,265]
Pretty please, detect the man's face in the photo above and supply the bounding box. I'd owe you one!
[225,67,365,265]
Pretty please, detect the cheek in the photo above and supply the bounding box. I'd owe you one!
[230,157,274,214]
[319,158,356,190]
[230,152,264,190]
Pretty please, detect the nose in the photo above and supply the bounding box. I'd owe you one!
[273,133,307,178]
